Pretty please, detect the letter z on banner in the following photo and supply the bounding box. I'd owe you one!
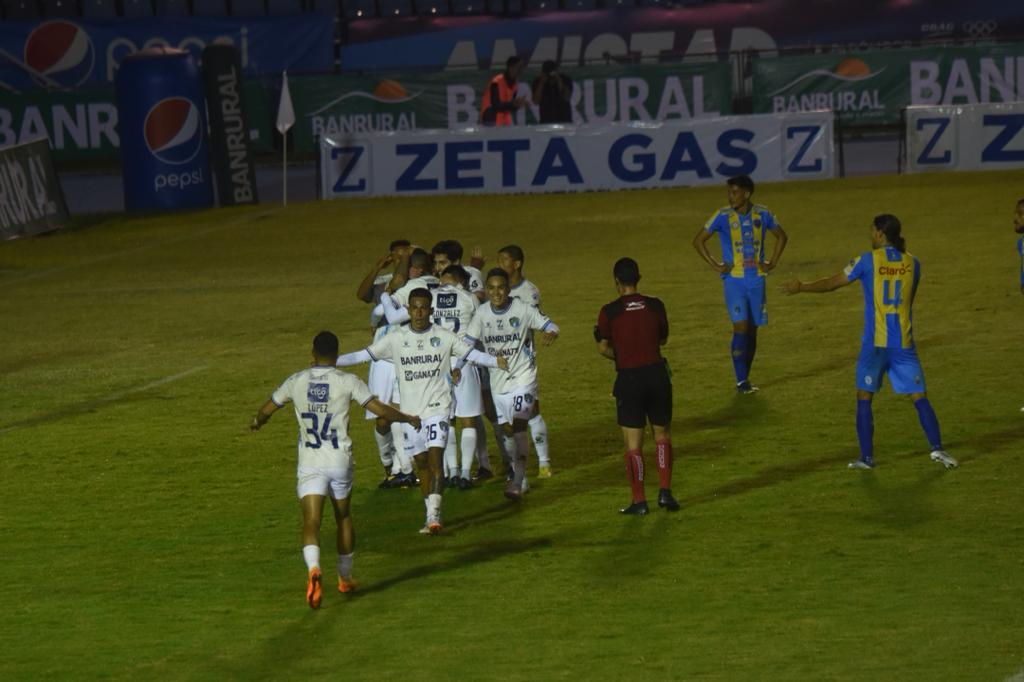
[906,102,1024,173]
[319,113,835,199]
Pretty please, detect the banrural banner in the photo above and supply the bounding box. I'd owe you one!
[0,81,273,162]
[291,62,731,154]
[753,44,1024,126]
[318,112,835,199]
[0,137,70,240]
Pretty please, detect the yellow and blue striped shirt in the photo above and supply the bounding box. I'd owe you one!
[844,246,921,349]
[704,204,779,280]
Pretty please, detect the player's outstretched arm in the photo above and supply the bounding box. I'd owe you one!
[250,399,281,431]
[762,224,788,272]
[336,349,373,367]
[365,398,421,431]
[781,271,849,295]
[380,291,411,325]
[692,227,729,273]
[540,321,560,346]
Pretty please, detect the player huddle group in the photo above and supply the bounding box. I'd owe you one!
[252,241,559,609]
[250,175,998,611]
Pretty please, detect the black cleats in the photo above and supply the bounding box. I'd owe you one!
[474,467,493,481]
[457,476,472,490]
[657,489,680,512]
[619,501,650,516]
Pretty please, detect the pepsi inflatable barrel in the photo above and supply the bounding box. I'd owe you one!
[116,48,214,211]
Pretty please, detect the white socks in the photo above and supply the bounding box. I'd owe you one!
[337,552,353,579]
[392,420,413,475]
[460,427,477,479]
[444,427,458,478]
[302,544,320,572]
[529,413,549,466]
[373,430,397,473]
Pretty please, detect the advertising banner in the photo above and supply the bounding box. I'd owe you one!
[905,102,1024,173]
[342,0,1023,71]
[0,137,70,240]
[0,15,332,92]
[319,112,834,199]
[753,44,1024,126]
[292,62,730,154]
[0,80,272,162]
[202,45,258,206]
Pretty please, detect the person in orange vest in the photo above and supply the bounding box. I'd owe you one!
[480,56,528,126]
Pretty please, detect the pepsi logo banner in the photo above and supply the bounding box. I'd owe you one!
[905,102,1024,173]
[319,112,835,199]
[144,97,203,165]
[0,16,332,92]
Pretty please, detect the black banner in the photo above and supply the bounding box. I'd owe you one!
[202,44,258,206]
[0,137,70,240]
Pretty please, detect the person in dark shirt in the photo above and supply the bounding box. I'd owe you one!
[531,60,573,124]
[480,56,528,127]
[595,257,678,515]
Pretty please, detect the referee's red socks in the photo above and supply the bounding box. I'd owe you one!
[655,439,673,489]
[624,449,645,502]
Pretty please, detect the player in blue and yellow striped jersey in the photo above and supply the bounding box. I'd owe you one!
[693,175,788,393]
[781,214,958,470]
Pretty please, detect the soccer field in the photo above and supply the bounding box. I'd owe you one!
[2,171,1022,680]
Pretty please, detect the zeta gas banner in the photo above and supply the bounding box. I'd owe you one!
[0,82,273,162]
[342,1,1024,71]
[0,15,332,92]
[753,44,1024,126]
[905,102,1024,173]
[0,137,70,240]
[318,112,834,199]
[291,62,730,154]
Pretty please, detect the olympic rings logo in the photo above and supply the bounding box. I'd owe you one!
[963,20,998,37]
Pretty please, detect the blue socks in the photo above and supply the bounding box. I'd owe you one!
[914,398,943,451]
[856,399,874,464]
[746,328,758,376]
[731,333,749,383]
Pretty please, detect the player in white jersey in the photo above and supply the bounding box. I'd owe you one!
[339,289,506,534]
[250,331,420,609]
[354,240,414,489]
[435,264,493,487]
[466,268,560,501]
[498,244,552,478]
[432,239,486,303]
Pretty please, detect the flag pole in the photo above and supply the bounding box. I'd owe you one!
[276,70,295,207]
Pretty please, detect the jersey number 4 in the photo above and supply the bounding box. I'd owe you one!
[301,412,339,449]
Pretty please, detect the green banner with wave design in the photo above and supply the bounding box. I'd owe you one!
[752,44,1024,126]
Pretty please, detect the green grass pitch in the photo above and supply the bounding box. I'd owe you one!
[1,171,1023,680]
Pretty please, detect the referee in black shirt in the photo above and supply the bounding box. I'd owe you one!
[595,258,678,515]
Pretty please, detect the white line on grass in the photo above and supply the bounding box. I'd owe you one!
[0,365,207,435]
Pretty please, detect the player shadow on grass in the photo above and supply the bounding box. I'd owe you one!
[350,537,553,598]
[676,394,769,431]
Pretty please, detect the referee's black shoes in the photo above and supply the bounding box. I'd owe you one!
[657,489,680,512]
[619,501,649,515]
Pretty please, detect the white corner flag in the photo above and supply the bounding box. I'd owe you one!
[276,71,295,206]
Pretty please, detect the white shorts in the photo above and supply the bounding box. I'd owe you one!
[493,383,539,425]
[453,365,483,418]
[296,462,353,500]
[403,414,450,456]
[365,360,398,419]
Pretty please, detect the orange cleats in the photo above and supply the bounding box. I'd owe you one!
[306,568,322,609]
[338,576,357,594]
[427,521,442,535]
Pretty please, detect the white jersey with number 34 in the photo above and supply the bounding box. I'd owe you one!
[272,366,373,470]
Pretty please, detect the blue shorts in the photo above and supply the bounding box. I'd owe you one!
[723,277,767,325]
[856,346,927,394]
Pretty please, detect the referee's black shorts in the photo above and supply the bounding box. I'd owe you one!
[613,361,672,429]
